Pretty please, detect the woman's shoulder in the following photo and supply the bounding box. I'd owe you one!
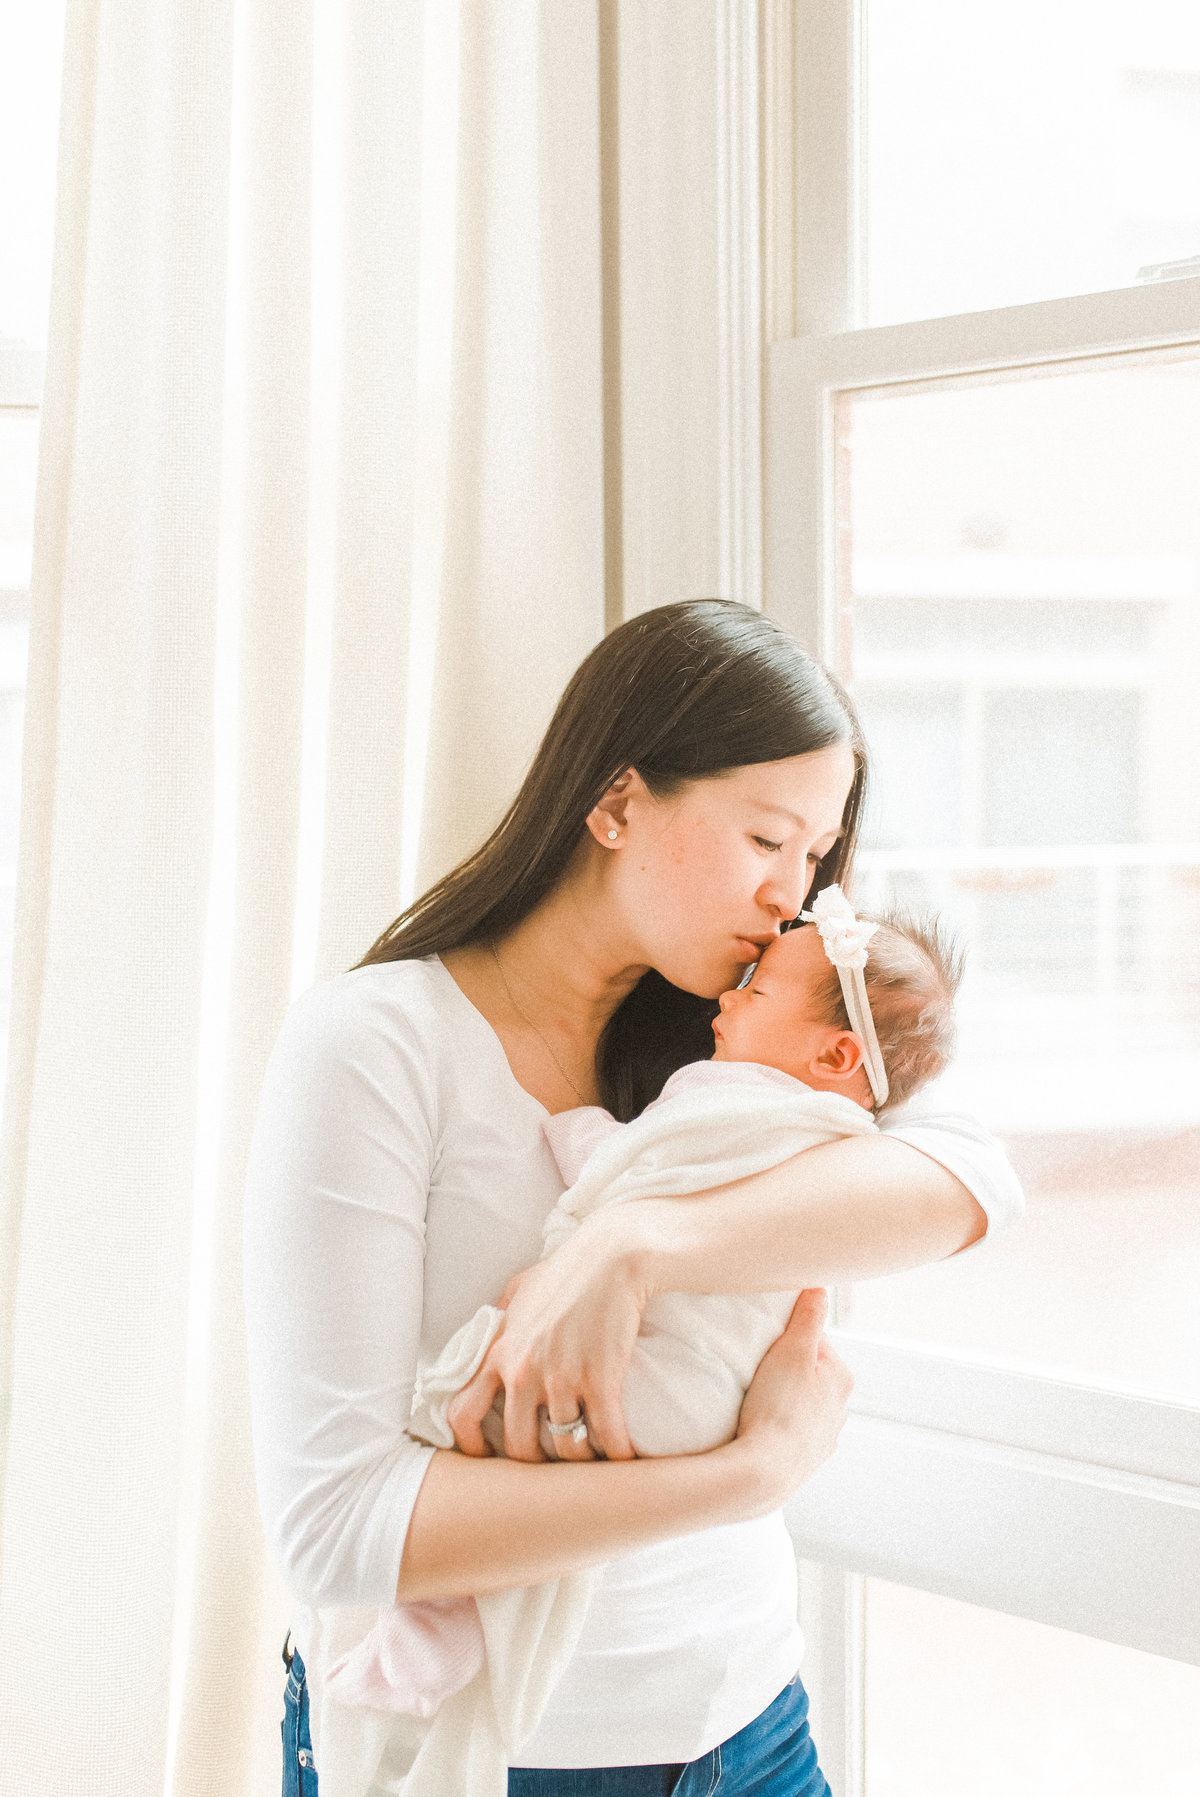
[270,956,459,1080]
[290,952,445,1019]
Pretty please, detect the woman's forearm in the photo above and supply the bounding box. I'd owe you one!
[395,1437,769,1602]
[611,1134,987,1299]
[399,1286,855,1601]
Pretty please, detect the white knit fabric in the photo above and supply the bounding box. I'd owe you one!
[0,11,610,1795]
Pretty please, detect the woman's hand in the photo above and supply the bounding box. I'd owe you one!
[733,1288,854,1506]
[446,1206,644,1463]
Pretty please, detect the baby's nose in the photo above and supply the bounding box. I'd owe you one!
[718,988,735,1011]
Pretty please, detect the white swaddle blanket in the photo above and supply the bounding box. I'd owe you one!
[312,1060,877,1797]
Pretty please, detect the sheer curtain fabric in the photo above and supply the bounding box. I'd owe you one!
[0,4,604,1794]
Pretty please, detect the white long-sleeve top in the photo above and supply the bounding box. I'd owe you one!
[243,956,1024,1770]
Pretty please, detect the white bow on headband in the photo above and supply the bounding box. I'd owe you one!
[799,885,890,1107]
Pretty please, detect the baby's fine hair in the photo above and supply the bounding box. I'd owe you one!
[810,910,964,1111]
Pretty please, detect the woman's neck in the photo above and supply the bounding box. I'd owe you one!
[483,858,647,1047]
[440,850,648,1114]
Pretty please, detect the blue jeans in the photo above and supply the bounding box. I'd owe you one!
[282,1639,318,1797]
[282,1639,830,1796]
[508,1677,830,1796]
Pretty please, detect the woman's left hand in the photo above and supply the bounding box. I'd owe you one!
[446,1206,644,1463]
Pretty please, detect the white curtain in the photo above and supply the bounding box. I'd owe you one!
[0,2,607,1792]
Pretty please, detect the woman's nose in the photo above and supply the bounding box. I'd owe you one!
[760,860,810,921]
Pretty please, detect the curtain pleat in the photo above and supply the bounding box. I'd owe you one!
[0,3,610,1793]
[315,0,425,980]
[168,0,315,1789]
[0,1,234,1790]
[415,2,605,895]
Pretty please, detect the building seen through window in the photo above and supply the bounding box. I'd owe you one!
[840,360,1200,1405]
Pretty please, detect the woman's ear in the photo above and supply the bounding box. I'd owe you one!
[584,767,646,848]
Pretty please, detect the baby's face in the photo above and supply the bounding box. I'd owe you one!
[711,925,869,1101]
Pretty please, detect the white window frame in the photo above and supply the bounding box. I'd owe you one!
[764,8,1200,1791]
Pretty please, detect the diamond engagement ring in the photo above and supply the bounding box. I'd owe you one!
[545,1413,589,1446]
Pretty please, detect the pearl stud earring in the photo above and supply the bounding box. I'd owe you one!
[607,829,618,840]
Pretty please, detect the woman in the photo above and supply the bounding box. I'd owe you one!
[244,600,1022,1796]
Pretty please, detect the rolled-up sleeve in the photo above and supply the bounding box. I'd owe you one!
[878,1088,1025,1247]
[243,973,438,1608]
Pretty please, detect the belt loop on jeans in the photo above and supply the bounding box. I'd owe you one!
[282,1631,295,1669]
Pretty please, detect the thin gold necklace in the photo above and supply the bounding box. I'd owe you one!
[489,939,590,1106]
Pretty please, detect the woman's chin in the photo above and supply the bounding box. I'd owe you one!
[656,960,736,1001]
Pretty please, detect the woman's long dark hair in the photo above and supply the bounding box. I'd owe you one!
[358,600,867,1118]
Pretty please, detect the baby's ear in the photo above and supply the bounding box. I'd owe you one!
[811,1030,866,1080]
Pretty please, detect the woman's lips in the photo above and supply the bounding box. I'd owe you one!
[734,936,767,961]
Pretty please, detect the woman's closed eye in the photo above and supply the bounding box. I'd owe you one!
[752,837,827,864]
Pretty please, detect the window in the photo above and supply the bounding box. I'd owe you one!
[865,1580,1200,1797]
[843,356,1200,1403]
[771,7,1200,1793]
[865,0,1200,323]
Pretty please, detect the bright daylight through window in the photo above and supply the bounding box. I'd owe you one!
[841,357,1200,1405]
[865,1581,1200,1797]
[0,7,65,1108]
[865,0,1200,322]
[776,5,1200,1795]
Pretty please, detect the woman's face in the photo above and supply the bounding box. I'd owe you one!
[604,740,856,999]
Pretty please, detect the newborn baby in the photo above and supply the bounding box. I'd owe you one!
[550,891,960,1219]
[525,895,961,1461]
[321,890,961,1789]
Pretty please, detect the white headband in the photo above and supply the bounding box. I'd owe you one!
[798,884,890,1107]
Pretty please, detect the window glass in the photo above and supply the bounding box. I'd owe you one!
[865,0,1200,324]
[866,1579,1200,1796]
[839,356,1200,1402]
